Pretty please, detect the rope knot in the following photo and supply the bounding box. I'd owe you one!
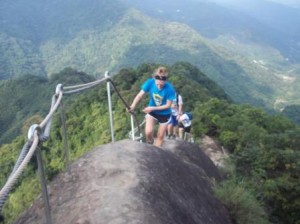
[27,124,42,141]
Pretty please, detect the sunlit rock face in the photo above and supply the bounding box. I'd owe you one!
[14,139,232,224]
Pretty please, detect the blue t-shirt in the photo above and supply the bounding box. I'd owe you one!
[141,78,176,115]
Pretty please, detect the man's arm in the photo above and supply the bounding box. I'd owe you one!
[129,90,145,111]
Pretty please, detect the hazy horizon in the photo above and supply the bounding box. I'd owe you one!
[209,0,300,8]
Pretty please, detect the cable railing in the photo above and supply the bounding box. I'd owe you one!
[0,71,143,224]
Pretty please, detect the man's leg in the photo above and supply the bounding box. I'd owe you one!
[179,127,184,139]
[145,115,156,144]
[167,123,172,139]
[155,123,168,147]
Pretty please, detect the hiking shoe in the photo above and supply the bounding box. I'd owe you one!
[147,139,154,145]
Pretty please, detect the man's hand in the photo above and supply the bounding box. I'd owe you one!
[142,107,153,114]
[126,106,135,113]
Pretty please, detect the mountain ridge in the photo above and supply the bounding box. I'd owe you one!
[1,0,300,111]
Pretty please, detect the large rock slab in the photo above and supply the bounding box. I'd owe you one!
[14,139,232,224]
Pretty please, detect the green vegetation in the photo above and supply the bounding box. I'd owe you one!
[213,179,269,224]
[0,68,95,144]
[0,75,51,143]
[0,62,299,224]
[194,98,300,224]
[282,104,300,125]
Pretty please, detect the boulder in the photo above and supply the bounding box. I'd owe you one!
[14,139,232,224]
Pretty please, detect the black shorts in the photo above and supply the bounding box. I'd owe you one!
[148,112,171,125]
[178,123,191,133]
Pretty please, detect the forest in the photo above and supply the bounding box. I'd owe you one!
[0,62,299,224]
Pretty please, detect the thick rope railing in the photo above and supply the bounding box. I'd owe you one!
[0,90,63,211]
[0,73,142,223]
[0,131,40,209]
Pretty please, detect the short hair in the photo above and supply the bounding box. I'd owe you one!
[155,66,168,76]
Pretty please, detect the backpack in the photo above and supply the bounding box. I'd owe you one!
[184,112,193,120]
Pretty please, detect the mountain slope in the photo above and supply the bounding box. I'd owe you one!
[1,0,300,111]
[122,0,300,63]
[1,63,299,224]
[0,62,229,144]
[119,0,300,110]
[40,9,273,108]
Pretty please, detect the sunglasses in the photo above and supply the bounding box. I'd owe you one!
[154,75,167,81]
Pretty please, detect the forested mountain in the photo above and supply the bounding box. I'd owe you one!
[0,62,229,144]
[1,1,299,222]
[1,0,300,112]
[119,0,300,110]
[122,0,300,61]
[0,62,299,224]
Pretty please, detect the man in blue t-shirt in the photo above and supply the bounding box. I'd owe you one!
[128,66,176,147]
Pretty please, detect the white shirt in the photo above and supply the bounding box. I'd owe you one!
[171,94,183,116]
[179,113,191,127]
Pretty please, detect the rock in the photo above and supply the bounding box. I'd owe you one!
[199,135,228,167]
[14,139,232,224]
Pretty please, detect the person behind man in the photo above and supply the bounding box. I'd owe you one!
[167,92,183,139]
[178,112,192,142]
[128,66,176,147]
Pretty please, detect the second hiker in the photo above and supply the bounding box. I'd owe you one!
[167,92,183,139]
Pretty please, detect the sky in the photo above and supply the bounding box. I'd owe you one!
[210,0,300,8]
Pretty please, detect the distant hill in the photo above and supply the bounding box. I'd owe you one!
[1,0,300,112]
[121,0,300,62]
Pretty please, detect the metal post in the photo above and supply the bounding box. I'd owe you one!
[105,71,115,142]
[130,115,135,141]
[36,144,52,224]
[60,99,70,173]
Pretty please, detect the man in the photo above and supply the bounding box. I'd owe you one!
[128,66,176,147]
[167,92,183,139]
[178,112,192,142]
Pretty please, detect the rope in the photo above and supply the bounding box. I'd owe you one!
[0,131,40,209]
[107,77,142,137]
[63,77,107,95]
[129,119,145,140]
[39,90,63,129]
[0,141,32,212]
[0,91,63,211]
[40,94,58,142]
[0,73,142,215]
